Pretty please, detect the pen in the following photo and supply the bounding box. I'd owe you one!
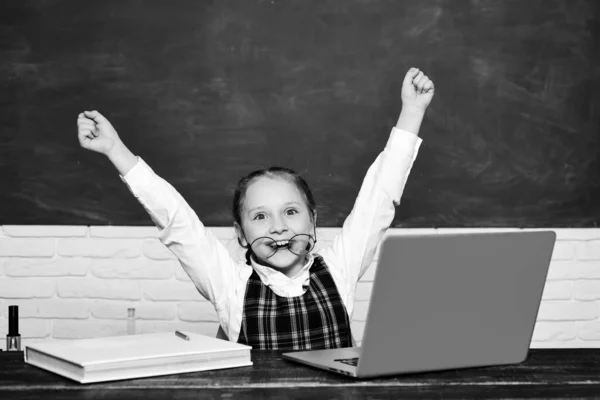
[175,330,190,341]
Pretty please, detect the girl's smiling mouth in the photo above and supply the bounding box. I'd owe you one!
[270,240,291,249]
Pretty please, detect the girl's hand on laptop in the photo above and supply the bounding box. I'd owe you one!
[401,68,435,113]
[77,110,123,157]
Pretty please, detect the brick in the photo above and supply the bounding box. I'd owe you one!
[53,320,127,339]
[57,238,140,258]
[0,278,55,298]
[355,281,373,301]
[576,240,600,261]
[142,238,175,260]
[90,301,176,320]
[57,279,141,300]
[178,301,219,322]
[536,301,599,321]
[2,225,88,237]
[0,238,55,257]
[4,299,89,319]
[541,281,572,300]
[352,301,370,322]
[579,321,600,340]
[351,321,365,345]
[551,241,575,261]
[18,319,52,338]
[143,281,204,301]
[90,258,175,279]
[554,229,600,241]
[531,321,577,341]
[20,337,72,350]
[0,318,51,345]
[90,226,158,238]
[134,303,177,320]
[547,261,600,280]
[574,280,600,300]
[89,301,135,319]
[2,257,90,277]
[136,320,220,336]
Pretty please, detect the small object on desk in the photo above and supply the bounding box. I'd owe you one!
[23,331,252,384]
[126,307,136,335]
[6,305,21,352]
[175,330,190,340]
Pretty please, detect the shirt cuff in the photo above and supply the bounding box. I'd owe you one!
[385,127,422,152]
[119,156,151,195]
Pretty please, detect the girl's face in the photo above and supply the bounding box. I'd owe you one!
[235,176,315,278]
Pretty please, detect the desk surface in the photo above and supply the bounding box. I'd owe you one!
[1,349,600,399]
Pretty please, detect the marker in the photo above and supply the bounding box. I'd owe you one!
[175,330,190,341]
[6,305,21,351]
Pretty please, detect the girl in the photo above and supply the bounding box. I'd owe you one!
[77,67,434,350]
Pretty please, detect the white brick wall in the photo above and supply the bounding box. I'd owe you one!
[1,225,599,349]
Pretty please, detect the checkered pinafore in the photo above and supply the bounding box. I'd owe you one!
[237,255,353,350]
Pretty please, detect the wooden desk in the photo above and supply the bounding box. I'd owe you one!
[1,349,599,399]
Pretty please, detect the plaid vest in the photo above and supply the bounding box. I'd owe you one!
[237,255,353,350]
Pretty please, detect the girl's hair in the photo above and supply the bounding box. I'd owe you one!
[232,166,317,265]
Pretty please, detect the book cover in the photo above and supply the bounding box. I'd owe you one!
[24,331,252,383]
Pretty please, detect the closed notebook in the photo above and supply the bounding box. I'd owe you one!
[24,331,253,384]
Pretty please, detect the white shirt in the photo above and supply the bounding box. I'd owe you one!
[121,127,422,342]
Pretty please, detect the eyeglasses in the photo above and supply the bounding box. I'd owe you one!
[250,233,316,259]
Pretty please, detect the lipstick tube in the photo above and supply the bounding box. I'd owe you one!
[6,305,21,351]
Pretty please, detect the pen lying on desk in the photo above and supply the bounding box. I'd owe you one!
[175,331,190,341]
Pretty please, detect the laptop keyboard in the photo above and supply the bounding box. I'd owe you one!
[334,357,359,366]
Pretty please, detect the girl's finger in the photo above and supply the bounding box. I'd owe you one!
[79,121,98,137]
[77,121,95,134]
[412,71,424,85]
[420,76,432,93]
[403,68,420,86]
[77,132,90,146]
[78,120,95,131]
[84,110,109,124]
[416,75,428,89]
[78,129,95,141]
[423,80,434,93]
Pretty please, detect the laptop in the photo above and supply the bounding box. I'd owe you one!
[282,230,556,378]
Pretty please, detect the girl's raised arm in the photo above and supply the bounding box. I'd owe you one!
[322,68,434,290]
[77,111,240,326]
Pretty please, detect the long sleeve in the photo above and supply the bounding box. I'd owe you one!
[318,127,421,315]
[120,158,245,337]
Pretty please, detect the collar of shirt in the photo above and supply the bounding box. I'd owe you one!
[250,253,315,297]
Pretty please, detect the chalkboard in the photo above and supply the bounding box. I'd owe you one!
[1,0,598,227]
